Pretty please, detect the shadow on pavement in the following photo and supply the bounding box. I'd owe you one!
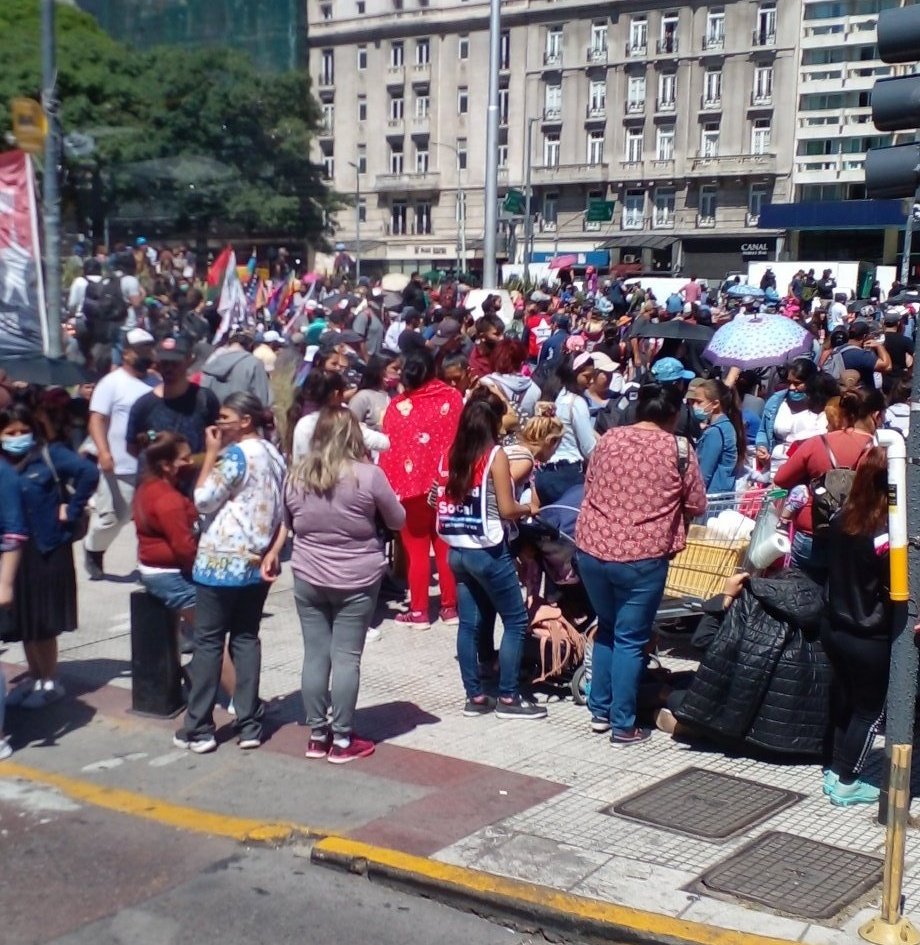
[7,691,98,751]
[354,699,441,742]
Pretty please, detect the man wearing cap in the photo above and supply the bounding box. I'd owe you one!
[881,309,913,392]
[126,334,221,461]
[253,330,286,375]
[303,301,328,346]
[352,296,386,358]
[84,328,158,580]
[537,314,571,366]
[200,331,272,406]
[596,357,700,442]
[827,292,848,332]
[428,316,464,364]
[838,321,892,390]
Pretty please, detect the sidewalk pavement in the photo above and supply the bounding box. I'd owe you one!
[2,527,917,945]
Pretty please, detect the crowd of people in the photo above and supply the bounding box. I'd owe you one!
[0,246,910,806]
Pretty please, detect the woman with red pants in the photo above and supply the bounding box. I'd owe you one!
[380,348,462,629]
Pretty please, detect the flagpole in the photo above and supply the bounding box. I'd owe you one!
[42,0,62,358]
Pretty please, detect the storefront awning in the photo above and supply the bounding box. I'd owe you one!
[599,235,678,250]
[759,200,906,230]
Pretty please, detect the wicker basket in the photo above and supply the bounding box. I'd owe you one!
[665,524,749,601]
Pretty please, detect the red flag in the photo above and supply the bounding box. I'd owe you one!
[207,245,233,288]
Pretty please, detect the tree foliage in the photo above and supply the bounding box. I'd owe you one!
[0,0,338,243]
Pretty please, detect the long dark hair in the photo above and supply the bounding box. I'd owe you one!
[634,383,683,426]
[358,354,391,391]
[538,355,580,401]
[445,397,502,500]
[839,446,888,537]
[401,348,436,391]
[838,387,885,428]
[695,379,748,467]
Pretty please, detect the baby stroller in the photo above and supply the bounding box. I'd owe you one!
[518,485,596,704]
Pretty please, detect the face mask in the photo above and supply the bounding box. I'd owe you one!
[133,356,154,373]
[787,390,807,403]
[1,432,34,456]
[692,406,709,422]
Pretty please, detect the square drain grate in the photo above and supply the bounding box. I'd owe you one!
[604,767,803,840]
[696,831,882,920]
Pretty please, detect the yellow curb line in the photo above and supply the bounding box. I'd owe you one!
[311,836,801,945]
[0,761,321,844]
[0,761,800,945]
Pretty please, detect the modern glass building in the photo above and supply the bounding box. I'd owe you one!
[75,0,306,73]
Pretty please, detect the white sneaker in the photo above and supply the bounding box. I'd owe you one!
[0,737,12,761]
[226,700,236,717]
[21,680,65,710]
[366,626,382,642]
[5,677,37,707]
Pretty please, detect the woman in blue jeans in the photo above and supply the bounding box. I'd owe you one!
[437,391,546,720]
[575,383,707,746]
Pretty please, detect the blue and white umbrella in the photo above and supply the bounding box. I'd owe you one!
[726,283,765,298]
[704,312,815,370]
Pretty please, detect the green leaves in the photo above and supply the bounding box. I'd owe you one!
[0,0,336,242]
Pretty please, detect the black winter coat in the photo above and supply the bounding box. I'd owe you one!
[675,571,832,757]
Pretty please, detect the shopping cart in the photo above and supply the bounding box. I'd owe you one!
[656,488,788,627]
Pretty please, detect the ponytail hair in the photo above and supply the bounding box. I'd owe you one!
[137,431,190,481]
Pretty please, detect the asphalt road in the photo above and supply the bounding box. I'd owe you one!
[0,780,544,945]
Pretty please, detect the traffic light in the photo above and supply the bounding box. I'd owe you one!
[865,5,920,199]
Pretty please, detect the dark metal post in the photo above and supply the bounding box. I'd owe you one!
[41,0,62,357]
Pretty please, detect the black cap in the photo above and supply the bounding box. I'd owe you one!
[155,334,193,361]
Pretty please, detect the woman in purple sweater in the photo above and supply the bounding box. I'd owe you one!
[262,406,405,764]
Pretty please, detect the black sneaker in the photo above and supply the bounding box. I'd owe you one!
[463,695,496,717]
[611,727,651,747]
[495,696,547,721]
[590,716,611,734]
[84,548,104,581]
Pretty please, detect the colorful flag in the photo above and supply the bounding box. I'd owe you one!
[207,245,233,289]
[0,150,46,356]
[215,249,248,345]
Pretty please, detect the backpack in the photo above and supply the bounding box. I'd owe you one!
[83,277,128,342]
[809,435,872,534]
[824,344,854,381]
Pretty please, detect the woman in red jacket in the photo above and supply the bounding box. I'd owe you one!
[132,432,198,617]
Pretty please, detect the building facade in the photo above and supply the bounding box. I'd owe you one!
[76,0,307,72]
[309,0,799,279]
[759,0,908,267]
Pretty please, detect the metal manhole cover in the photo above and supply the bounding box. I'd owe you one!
[604,767,803,840]
[697,831,882,920]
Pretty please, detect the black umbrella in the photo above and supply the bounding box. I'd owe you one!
[0,356,89,386]
[322,292,360,310]
[846,298,878,314]
[629,319,714,343]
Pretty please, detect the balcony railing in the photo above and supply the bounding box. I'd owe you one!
[746,211,760,226]
[531,162,610,184]
[656,37,679,55]
[543,50,563,67]
[653,212,676,229]
[751,90,773,106]
[622,213,644,230]
[702,33,724,51]
[625,41,647,58]
[412,60,431,73]
[387,116,405,130]
[319,120,334,137]
[319,73,335,88]
[700,94,722,109]
[586,104,606,120]
[583,220,602,232]
[541,220,557,232]
[625,99,645,115]
[689,152,777,176]
[656,97,676,113]
[752,29,776,47]
[697,213,717,228]
[586,46,608,64]
[543,106,562,122]
[375,171,441,191]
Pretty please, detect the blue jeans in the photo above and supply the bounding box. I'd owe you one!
[448,543,529,699]
[577,552,668,734]
[790,530,827,582]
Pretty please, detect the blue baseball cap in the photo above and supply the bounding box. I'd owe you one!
[651,357,694,383]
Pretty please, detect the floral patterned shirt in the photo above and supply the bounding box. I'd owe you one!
[575,427,707,563]
[193,437,286,587]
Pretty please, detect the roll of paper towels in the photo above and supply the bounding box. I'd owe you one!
[747,529,791,570]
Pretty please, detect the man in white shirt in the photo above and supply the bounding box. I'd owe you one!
[827,292,848,332]
[83,328,157,580]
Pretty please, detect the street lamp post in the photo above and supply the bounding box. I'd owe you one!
[482,0,501,286]
[347,160,361,281]
[431,141,466,276]
[42,0,62,357]
[523,117,539,277]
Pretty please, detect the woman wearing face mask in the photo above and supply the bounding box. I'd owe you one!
[132,431,198,625]
[348,354,401,433]
[0,405,98,709]
[755,358,827,476]
[774,387,883,577]
[686,380,747,493]
[173,392,286,754]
